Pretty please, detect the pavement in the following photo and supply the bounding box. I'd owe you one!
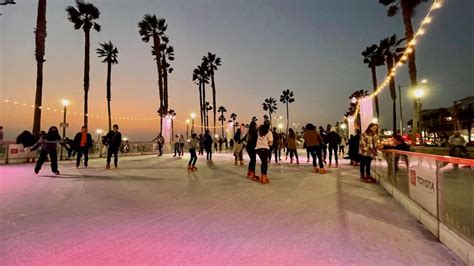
[0,152,464,265]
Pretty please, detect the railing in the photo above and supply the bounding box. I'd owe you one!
[373,149,473,264]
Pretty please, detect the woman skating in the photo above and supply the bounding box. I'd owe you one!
[32,126,64,175]
[255,120,273,184]
[303,123,325,173]
[187,133,199,171]
[286,128,299,165]
[233,128,246,166]
[246,121,258,180]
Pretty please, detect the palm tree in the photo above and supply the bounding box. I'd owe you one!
[66,0,101,128]
[32,0,46,138]
[203,52,222,135]
[345,90,369,128]
[252,116,258,123]
[158,35,174,112]
[205,102,212,129]
[379,0,424,87]
[379,34,406,133]
[280,89,295,136]
[138,14,167,134]
[230,113,237,135]
[96,41,118,132]
[262,97,278,126]
[217,106,227,137]
[362,44,384,119]
[193,64,209,132]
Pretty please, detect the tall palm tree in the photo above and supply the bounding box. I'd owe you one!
[96,41,118,132]
[379,34,406,133]
[203,52,222,135]
[32,0,46,138]
[66,0,101,128]
[138,14,167,134]
[193,64,209,132]
[362,44,384,119]
[345,90,369,128]
[280,89,295,136]
[262,97,278,127]
[158,35,174,112]
[230,113,237,135]
[217,106,227,137]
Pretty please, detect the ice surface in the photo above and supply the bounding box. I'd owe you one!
[0,152,463,265]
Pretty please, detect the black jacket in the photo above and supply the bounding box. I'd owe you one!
[104,130,122,148]
[73,132,93,149]
[327,131,342,146]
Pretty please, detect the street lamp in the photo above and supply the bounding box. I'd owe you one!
[414,87,425,144]
[278,123,283,133]
[96,129,103,157]
[398,78,427,135]
[190,113,196,134]
[186,119,190,139]
[60,99,70,160]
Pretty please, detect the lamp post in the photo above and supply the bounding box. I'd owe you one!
[190,113,196,134]
[414,88,424,144]
[186,119,190,139]
[96,129,103,157]
[398,79,427,135]
[278,123,283,134]
[60,99,69,160]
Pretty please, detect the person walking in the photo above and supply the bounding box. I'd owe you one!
[179,135,185,156]
[348,130,361,166]
[359,123,382,183]
[218,136,224,153]
[73,126,93,168]
[304,123,325,173]
[32,126,64,175]
[173,134,180,157]
[327,128,341,168]
[233,128,246,166]
[203,130,213,162]
[104,124,122,169]
[319,126,328,164]
[339,133,348,157]
[269,127,280,164]
[246,121,258,180]
[187,133,199,171]
[286,128,299,165]
[198,134,204,155]
[255,120,273,184]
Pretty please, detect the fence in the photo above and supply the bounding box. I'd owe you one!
[373,149,473,265]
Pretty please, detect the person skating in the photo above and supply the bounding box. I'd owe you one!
[255,120,273,184]
[246,121,258,180]
[327,128,341,168]
[304,123,325,173]
[152,133,164,157]
[173,134,180,157]
[179,135,185,156]
[286,128,299,165]
[203,130,213,162]
[269,127,280,164]
[73,126,93,168]
[32,126,65,175]
[187,133,199,171]
[348,130,361,166]
[339,133,348,157]
[359,123,382,183]
[104,124,122,169]
[233,128,246,166]
[319,126,328,164]
[16,130,37,163]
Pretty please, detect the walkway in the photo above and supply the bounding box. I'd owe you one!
[0,153,463,265]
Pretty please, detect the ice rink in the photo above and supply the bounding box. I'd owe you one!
[0,152,463,265]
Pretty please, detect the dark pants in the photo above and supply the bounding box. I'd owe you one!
[158,144,163,156]
[339,145,345,155]
[256,148,269,175]
[269,146,279,162]
[322,144,327,160]
[35,150,58,173]
[180,143,185,156]
[308,145,323,168]
[360,155,372,177]
[76,146,89,167]
[247,146,257,173]
[288,149,298,161]
[67,147,76,158]
[107,147,119,167]
[188,149,197,166]
[205,146,212,160]
[328,144,338,164]
[174,143,180,156]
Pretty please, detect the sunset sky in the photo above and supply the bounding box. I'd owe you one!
[1,0,472,141]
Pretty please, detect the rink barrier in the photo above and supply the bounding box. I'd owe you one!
[373,149,473,265]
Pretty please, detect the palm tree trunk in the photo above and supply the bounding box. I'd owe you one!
[153,33,163,134]
[198,82,203,135]
[33,0,46,138]
[83,28,90,127]
[286,102,289,136]
[221,112,224,137]
[371,65,380,119]
[211,73,217,135]
[387,55,397,133]
[106,61,112,131]
[202,82,207,130]
[162,57,169,112]
[269,112,272,128]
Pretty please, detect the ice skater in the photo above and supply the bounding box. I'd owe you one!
[304,124,325,174]
[187,133,199,171]
[104,124,122,169]
[246,121,258,180]
[255,120,273,184]
[73,126,93,168]
[32,126,65,175]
